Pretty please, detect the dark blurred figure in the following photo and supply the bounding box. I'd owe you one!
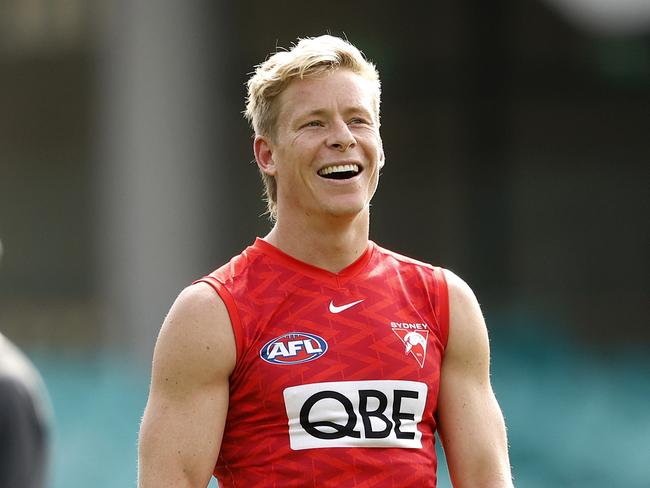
[0,239,51,488]
[0,333,51,488]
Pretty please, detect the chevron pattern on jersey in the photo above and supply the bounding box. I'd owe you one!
[200,239,448,488]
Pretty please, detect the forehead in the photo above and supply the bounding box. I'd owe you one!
[276,69,378,123]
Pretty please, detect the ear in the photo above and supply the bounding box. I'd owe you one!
[254,135,277,176]
[378,144,385,171]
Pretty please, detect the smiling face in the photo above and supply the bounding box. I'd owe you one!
[254,69,385,222]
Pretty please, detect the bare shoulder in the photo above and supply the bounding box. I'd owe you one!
[442,268,480,310]
[151,282,236,393]
[441,269,489,363]
[139,283,235,487]
[438,272,512,486]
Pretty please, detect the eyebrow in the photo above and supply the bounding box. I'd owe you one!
[294,106,374,123]
[297,109,328,120]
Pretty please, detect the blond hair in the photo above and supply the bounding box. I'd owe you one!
[244,35,381,220]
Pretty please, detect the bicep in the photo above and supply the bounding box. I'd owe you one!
[437,270,511,487]
[139,379,229,488]
[138,283,236,488]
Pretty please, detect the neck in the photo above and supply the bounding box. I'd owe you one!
[264,209,370,273]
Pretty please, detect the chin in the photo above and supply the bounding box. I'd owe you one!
[321,200,369,218]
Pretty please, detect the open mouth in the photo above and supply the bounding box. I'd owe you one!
[317,163,361,180]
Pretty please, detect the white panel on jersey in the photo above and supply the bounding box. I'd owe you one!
[283,380,428,450]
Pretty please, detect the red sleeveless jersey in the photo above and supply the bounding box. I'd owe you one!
[196,238,449,487]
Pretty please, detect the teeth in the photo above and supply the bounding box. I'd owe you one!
[318,164,359,176]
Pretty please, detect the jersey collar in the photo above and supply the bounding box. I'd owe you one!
[249,237,375,286]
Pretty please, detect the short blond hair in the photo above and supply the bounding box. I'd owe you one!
[244,35,381,220]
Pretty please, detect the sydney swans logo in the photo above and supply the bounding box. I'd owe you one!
[391,322,429,368]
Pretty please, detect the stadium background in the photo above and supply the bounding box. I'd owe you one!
[0,1,648,486]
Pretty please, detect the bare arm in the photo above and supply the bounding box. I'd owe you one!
[138,283,236,488]
[437,270,513,487]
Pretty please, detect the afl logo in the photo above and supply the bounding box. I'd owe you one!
[260,332,328,365]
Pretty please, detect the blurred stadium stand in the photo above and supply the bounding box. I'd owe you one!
[1,1,648,486]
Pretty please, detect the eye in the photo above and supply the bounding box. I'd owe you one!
[303,120,323,128]
[349,117,369,125]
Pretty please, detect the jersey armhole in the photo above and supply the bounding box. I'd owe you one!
[193,276,243,364]
[435,267,450,349]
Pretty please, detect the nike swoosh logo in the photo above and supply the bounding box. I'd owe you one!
[329,299,364,314]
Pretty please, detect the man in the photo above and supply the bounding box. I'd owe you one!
[138,35,513,487]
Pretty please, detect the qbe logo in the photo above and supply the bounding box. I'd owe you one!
[283,380,428,450]
[260,332,328,365]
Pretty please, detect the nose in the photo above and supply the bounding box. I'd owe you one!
[327,120,356,152]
